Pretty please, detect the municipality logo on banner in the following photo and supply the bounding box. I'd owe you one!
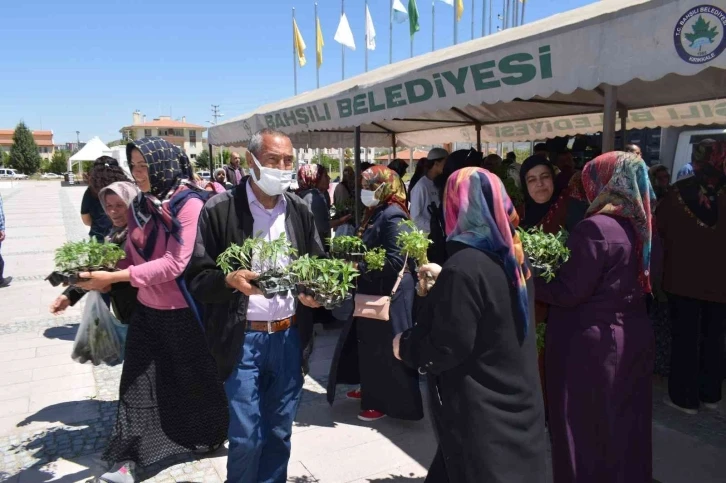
[674,5,726,64]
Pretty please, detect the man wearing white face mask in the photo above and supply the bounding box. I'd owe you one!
[186,128,325,483]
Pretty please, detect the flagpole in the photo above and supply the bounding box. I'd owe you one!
[520,0,525,25]
[488,0,492,34]
[315,3,320,88]
[513,0,518,26]
[389,0,393,63]
[453,1,458,45]
[471,0,475,39]
[365,0,369,72]
[432,0,435,51]
[341,0,345,80]
[410,31,413,58]
[482,0,486,36]
[293,7,298,95]
[501,0,506,29]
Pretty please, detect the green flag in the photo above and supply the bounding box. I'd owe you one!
[408,0,420,37]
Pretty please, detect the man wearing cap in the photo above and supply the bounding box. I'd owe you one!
[409,147,448,233]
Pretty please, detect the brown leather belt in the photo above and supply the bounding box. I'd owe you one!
[246,315,297,333]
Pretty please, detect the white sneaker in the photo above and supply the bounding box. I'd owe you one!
[663,396,698,415]
[99,461,136,483]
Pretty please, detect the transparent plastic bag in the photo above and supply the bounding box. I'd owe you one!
[72,291,125,366]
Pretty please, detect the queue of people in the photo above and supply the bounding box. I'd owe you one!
[43,130,724,483]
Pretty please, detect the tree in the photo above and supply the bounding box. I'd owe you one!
[0,152,9,167]
[48,150,69,174]
[311,153,339,174]
[195,150,211,170]
[9,122,42,174]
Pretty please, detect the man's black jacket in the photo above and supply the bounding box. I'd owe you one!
[185,179,325,381]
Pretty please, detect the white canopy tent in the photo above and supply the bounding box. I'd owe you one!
[210,0,726,151]
[68,137,111,173]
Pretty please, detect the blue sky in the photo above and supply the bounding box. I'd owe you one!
[0,0,595,143]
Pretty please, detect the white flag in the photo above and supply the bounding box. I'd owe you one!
[392,0,408,24]
[439,0,454,5]
[334,13,356,50]
[365,5,376,50]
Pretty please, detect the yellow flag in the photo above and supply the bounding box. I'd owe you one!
[293,18,307,67]
[456,0,464,21]
[316,17,324,68]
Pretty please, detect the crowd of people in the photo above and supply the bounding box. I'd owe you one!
[42,129,724,483]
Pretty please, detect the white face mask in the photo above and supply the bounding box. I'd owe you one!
[361,185,383,207]
[249,153,293,196]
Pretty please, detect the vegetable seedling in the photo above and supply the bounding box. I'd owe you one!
[330,235,367,263]
[363,247,386,271]
[396,220,434,295]
[518,227,570,283]
[289,255,359,309]
[47,239,126,286]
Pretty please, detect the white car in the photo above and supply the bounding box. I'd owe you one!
[41,173,63,179]
[197,170,211,181]
[0,168,27,179]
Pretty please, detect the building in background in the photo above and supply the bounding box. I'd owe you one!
[0,129,55,160]
[119,111,207,159]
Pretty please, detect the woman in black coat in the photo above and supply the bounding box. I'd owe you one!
[327,166,423,422]
[395,167,546,483]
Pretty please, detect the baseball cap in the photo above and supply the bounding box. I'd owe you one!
[427,147,449,162]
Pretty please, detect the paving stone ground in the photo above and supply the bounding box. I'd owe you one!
[0,182,725,483]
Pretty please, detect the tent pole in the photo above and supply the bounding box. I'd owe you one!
[602,85,617,152]
[391,133,397,160]
[476,124,482,152]
[354,126,362,227]
[620,109,628,150]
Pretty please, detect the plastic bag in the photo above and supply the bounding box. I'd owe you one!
[72,291,126,366]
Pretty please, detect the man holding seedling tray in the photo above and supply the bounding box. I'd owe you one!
[186,128,325,483]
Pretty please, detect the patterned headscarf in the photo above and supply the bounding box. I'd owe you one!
[444,167,531,336]
[582,151,655,293]
[126,137,207,260]
[568,170,587,202]
[297,163,326,191]
[357,165,409,234]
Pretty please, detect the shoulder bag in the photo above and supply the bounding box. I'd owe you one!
[353,256,407,321]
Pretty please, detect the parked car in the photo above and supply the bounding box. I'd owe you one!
[197,170,211,181]
[0,168,28,179]
[41,173,63,179]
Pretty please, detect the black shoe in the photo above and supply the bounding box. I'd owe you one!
[0,277,12,288]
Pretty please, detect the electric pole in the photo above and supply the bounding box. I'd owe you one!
[211,105,222,125]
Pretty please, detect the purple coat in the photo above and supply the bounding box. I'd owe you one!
[535,214,654,483]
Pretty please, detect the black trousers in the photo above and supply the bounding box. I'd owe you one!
[668,293,726,409]
[0,242,4,279]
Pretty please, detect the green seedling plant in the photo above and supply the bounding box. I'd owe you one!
[289,255,359,308]
[363,247,386,271]
[54,239,126,273]
[396,220,434,295]
[216,233,297,297]
[536,322,547,354]
[518,226,570,283]
[331,198,355,218]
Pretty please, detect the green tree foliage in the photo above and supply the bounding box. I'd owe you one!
[195,150,211,170]
[48,150,68,174]
[311,153,339,174]
[1,152,10,167]
[9,122,42,174]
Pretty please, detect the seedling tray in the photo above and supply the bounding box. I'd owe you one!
[330,251,366,263]
[294,283,352,310]
[251,273,296,299]
[45,267,115,287]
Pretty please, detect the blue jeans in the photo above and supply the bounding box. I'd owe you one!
[224,327,304,483]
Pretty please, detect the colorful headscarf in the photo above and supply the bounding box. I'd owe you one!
[297,163,326,191]
[126,137,207,260]
[567,170,587,202]
[444,167,531,336]
[582,151,655,293]
[357,165,409,234]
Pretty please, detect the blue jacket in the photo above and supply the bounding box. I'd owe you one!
[0,194,5,232]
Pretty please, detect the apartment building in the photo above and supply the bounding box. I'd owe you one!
[119,111,207,159]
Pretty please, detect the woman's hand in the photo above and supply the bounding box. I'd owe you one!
[297,294,322,309]
[75,271,116,292]
[49,295,71,315]
[393,333,402,360]
[225,270,262,296]
[419,263,442,280]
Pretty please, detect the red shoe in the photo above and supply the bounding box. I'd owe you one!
[358,409,386,422]
[346,389,362,400]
